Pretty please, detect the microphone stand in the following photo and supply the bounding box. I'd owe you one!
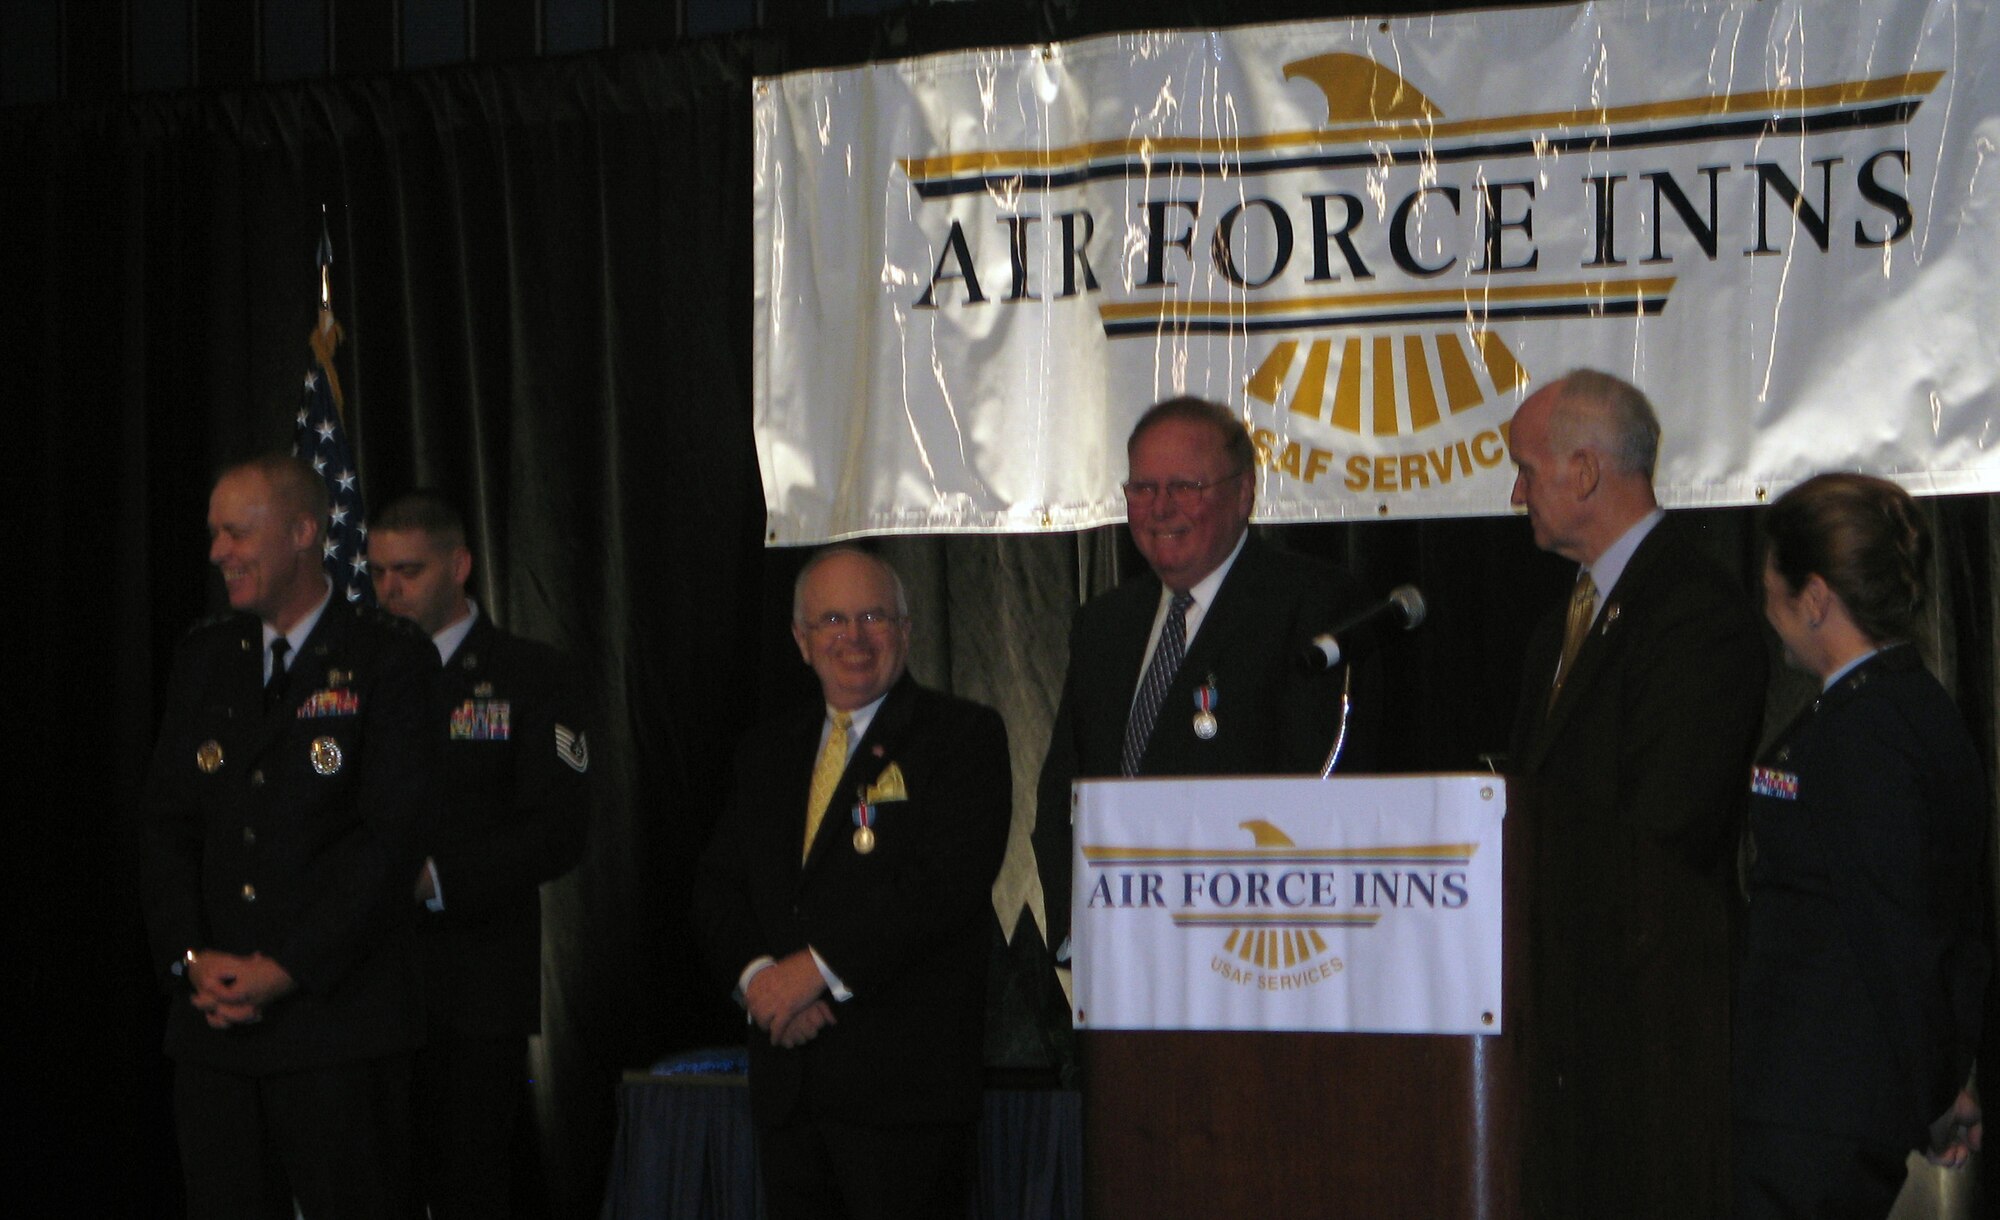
[1316,667,1354,778]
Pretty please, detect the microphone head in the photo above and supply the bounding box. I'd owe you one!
[1387,584,1427,630]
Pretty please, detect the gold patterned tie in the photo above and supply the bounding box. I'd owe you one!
[1550,571,1598,710]
[803,710,852,862]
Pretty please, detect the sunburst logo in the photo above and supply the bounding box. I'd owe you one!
[1186,819,1370,972]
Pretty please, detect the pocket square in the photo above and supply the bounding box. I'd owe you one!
[865,763,907,803]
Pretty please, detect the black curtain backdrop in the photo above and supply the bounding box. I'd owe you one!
[7,5,1996,1218]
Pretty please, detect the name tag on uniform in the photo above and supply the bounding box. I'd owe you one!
[1750,766,1799,800]
[298,688,361,719]
[451,698,511,741]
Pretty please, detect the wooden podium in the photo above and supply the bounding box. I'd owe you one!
[1073,777,1524,1219]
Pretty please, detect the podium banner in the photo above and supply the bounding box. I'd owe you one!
[754,0,2000,543]
[1072,775,1503,1035]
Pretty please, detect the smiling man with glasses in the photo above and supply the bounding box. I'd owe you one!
[1032,395,1379,985]
[694,547,1011,1219]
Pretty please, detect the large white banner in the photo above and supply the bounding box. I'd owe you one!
[1071,775,1504,1034]
[752,0,2000,543]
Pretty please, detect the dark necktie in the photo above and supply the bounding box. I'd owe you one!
[265,637,293,711]
[1123,591,1195,777]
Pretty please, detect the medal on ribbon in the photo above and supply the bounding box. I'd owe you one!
[851,792,877,854]
[1192,677,1219,740]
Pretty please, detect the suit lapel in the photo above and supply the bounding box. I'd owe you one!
[1521,526,1669,766]
[1103,579,1161,716]
[1178,536,1261,689]
[449,615,496,687]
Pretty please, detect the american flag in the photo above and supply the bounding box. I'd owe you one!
[295,307,375,605]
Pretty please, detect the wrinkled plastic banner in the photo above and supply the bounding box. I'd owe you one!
[752,0,2000,544]
[1071,775,1504,1034]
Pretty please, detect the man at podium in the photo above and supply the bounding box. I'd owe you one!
[1034,395,1377,968]
[1505,369,1766,1219]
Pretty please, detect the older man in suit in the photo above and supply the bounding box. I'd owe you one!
[1506,369,1767,1219]
[694,548,1011,1219]
[1033,395,1376,963]
[142,454,437,1219]
[370,490,592,1220]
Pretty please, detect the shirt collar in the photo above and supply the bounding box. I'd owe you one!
[434,599,480,665]
[262,578,334,662]
[1160,529,1248,618]
[1822,646,1884,692]
[826,689,890,749]
[1584,508,1665,599]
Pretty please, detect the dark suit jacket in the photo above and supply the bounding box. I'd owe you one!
[1507,516,1767,1219]
[142,601,439,1073]
[419,615,591,1040]
[693,675,1012,1128]
[1736,644,1990,1151]
[1033,535,1373,951]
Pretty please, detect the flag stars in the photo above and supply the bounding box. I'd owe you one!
[323,537,341,560]
[312,455,329,474]
[336,469,357,492]
[316,419,336,444]
[330,505,350,527]
[348,554,369,576]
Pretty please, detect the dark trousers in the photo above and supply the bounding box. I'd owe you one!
[758,1118,973,1220]
[174,1054,414,1220]
[1734,1121,1909,1220]
[413,1031,527,1220]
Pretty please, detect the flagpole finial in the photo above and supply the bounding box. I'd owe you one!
[317,204,334,309]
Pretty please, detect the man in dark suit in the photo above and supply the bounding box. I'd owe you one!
[1505,369,1767,1219]
[141,454,438,1219]
[693,547,1012,1219]
[371,490,592,1220]
[1033,395,1375,962]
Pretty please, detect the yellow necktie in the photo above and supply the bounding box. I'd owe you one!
[803,710,852,862]
[1550,571,1598,710]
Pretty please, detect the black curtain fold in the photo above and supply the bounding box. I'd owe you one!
[9,15,1997,1220]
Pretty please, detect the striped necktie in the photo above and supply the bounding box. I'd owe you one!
[1123,591,1195,776]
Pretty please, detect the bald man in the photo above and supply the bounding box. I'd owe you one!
[694,548,1011,1219]
[1506,370,1766,1219]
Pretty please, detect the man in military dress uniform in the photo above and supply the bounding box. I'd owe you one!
[142,454,438,1219]
[371,490,591,1220]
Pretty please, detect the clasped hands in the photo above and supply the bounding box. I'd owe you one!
[187,951,296,1030]
[745,950,837,1049]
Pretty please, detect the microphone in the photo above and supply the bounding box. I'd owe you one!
[1297,585,1426,671]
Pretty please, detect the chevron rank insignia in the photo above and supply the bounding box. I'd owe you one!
[556,723,589,773]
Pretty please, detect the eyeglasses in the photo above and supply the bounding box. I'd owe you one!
[802,609,907,635]
[1120,470,1245,510]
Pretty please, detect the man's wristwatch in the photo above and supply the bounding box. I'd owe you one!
[169,948,199,988]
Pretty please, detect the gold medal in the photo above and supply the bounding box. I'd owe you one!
[309,736,343,776]
[195,740,224,774]
[853,825,876,854]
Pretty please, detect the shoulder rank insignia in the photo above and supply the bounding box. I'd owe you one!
[555,723,589,773]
